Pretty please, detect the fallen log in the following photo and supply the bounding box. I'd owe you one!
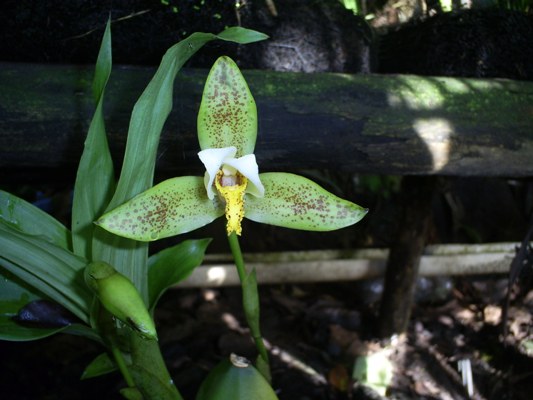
[1,62,533,183]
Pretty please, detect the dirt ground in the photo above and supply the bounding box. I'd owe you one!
[1,273,532,400]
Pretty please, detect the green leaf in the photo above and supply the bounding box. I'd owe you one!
[97,177,224,242]
[129,335,183,399]
[72,18,115,260]
[0,268,99,342]
[148,239,211,310]
[197,56,257,157]
[61,323,102,342]
[0,190,70,250]
[245,172,368,231]
[0,268,63,341]
[196,355,279,400]
[93,27,267,299]
[120,387,145,400]
[216,26,269,44]
[0,222,92,323]
[92,19,113,103]
[106,28,267,214]
[81,352,117,380]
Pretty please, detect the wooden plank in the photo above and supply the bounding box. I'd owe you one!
[1,62,533,182]
[175,242,518,288]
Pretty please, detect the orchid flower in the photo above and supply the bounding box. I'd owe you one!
[97,56,367,240]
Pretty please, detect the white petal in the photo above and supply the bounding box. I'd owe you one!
[224,154,265,197]
[198,147,237,199]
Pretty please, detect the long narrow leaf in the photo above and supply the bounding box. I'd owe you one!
[1,258,89,324]
[147,239,211,310]
[0,267,66,341]
[0,190,70,249]
[0,223,92,322]
[62,323,103,343]
[216,26,269,44]
[81,352,117,380]
[92,19,113,103]
[0,266,99,342]
[72,19,115,259]
[93,27,268,302]
[107,27,268,211]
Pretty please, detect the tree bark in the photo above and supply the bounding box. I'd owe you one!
[377,177,437,338]
[1,63,533,183]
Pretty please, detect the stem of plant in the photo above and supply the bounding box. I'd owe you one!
[110,341,135,388]
[227,232,271,379]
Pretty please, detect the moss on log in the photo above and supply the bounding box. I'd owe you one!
[1,62,532,182]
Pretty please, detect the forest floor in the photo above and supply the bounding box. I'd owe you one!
[1,177,532,400]
[1,270,532,400]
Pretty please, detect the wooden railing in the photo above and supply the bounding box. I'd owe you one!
[1,63,532,183]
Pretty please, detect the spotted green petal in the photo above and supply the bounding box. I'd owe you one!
[244,173,368,231]
[197,56,257,157]
[96,177,224,241]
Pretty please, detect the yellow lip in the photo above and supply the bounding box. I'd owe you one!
[215,170,248,236]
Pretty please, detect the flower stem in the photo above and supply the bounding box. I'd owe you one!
[227,232,271,380]
[110,342,135,388]
[228,232,247,282]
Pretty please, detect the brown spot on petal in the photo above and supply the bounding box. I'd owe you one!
[198,57,257,156]
[244,173,367,231]
[98,177,224,240]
